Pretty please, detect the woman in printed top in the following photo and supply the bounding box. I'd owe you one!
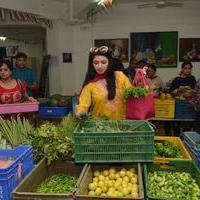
[146,64,164,97]
[0,59,35,104]
[75,46,132,120]
[169,61,196,96]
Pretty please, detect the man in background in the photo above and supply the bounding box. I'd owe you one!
[12,52,38,97]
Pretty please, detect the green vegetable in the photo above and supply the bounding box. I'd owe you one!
[154,140,183,158]
[148,171,200,199]
[0,116,34,148]
[36,174,78,194]
[28,113,77,164]
[123,87,148,99]
[79,120,144,133]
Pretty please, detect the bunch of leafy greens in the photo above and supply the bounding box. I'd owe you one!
[154,140,182,158]
[29,113,77,164]
[36,174,78,193]
[123,87,148,99]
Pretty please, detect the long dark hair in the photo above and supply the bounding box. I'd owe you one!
[82,50,116,100]
[0,59,12,70]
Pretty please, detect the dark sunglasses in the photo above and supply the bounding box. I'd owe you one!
[90,46,109,54]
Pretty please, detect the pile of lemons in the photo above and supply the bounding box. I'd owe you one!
[88,167,139,198]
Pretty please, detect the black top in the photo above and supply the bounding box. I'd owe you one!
[125,67,136,82]
[170,75,196,92]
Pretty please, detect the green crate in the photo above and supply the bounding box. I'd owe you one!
[144,161,200,200]
[74,120,155,163]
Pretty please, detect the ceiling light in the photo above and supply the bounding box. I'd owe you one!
[0,36,7,41]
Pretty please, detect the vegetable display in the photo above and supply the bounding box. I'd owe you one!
[88,167,139,198]
[36,174,78,194]
[29,113,76,164]
[0,116,34,148]
[148,171,200,199]
[80,120,146,133]
[154,140,183,158]
[123,87,148,99]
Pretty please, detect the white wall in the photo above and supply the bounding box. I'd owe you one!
[47,20,75,95]
[47,1,200,94]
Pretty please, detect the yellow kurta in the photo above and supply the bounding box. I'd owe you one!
[76,71,132,120]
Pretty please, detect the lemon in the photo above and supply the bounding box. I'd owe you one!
[123,176,129,183]
[102,169,109,177]
[94,170,101,177]
[98,180,104,187]
[89,183,96,191]
[131,192,139,198]
[95,187,102,196]
[131,176,137,184]
[109,168,116,174]
[98,175,105,181]
[88,190,95,196]
[129,168,136,173]
[132,184,139,193]
[101,186,108,193]
[93,177,98,183]
[109,173,115,180]
[119,170,126,177]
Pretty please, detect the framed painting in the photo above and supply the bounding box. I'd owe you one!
[179,38,200,62]
[130,31,178,67]
[94,38,129,62]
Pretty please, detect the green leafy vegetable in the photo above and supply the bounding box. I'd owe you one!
[123,87,148,99]
[29,114,77,164]
[154,140,183,158]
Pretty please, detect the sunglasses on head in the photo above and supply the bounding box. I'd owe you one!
[90,46,109,54]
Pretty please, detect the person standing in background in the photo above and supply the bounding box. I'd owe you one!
[12,52,39,97]
[125,58,137,82]
[169,61,196,97]
[146,64,164,97]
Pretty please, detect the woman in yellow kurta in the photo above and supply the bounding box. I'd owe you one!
[76,46,132,120]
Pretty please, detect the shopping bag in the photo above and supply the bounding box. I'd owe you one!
[126,94,155,120]
[132,68,150,88]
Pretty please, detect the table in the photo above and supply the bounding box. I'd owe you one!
[148,118,196,136]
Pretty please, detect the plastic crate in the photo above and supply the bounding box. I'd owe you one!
[12,158,86,200]
[75,163,144,200]
[183,131,200,154]
[0,102,39,114]
[154,99,175,119]
[0,146,34,200]
[38,106,69,117]
[184,140,200,168]
[175,99,196,119]
[74,120,155,163]
[144,161,200,200]
[154,136,192,162]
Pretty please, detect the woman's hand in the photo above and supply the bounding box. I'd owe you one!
[28,97,37,102]
[75,111,88,120]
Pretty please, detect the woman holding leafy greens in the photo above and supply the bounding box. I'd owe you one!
[75,46,132,120]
